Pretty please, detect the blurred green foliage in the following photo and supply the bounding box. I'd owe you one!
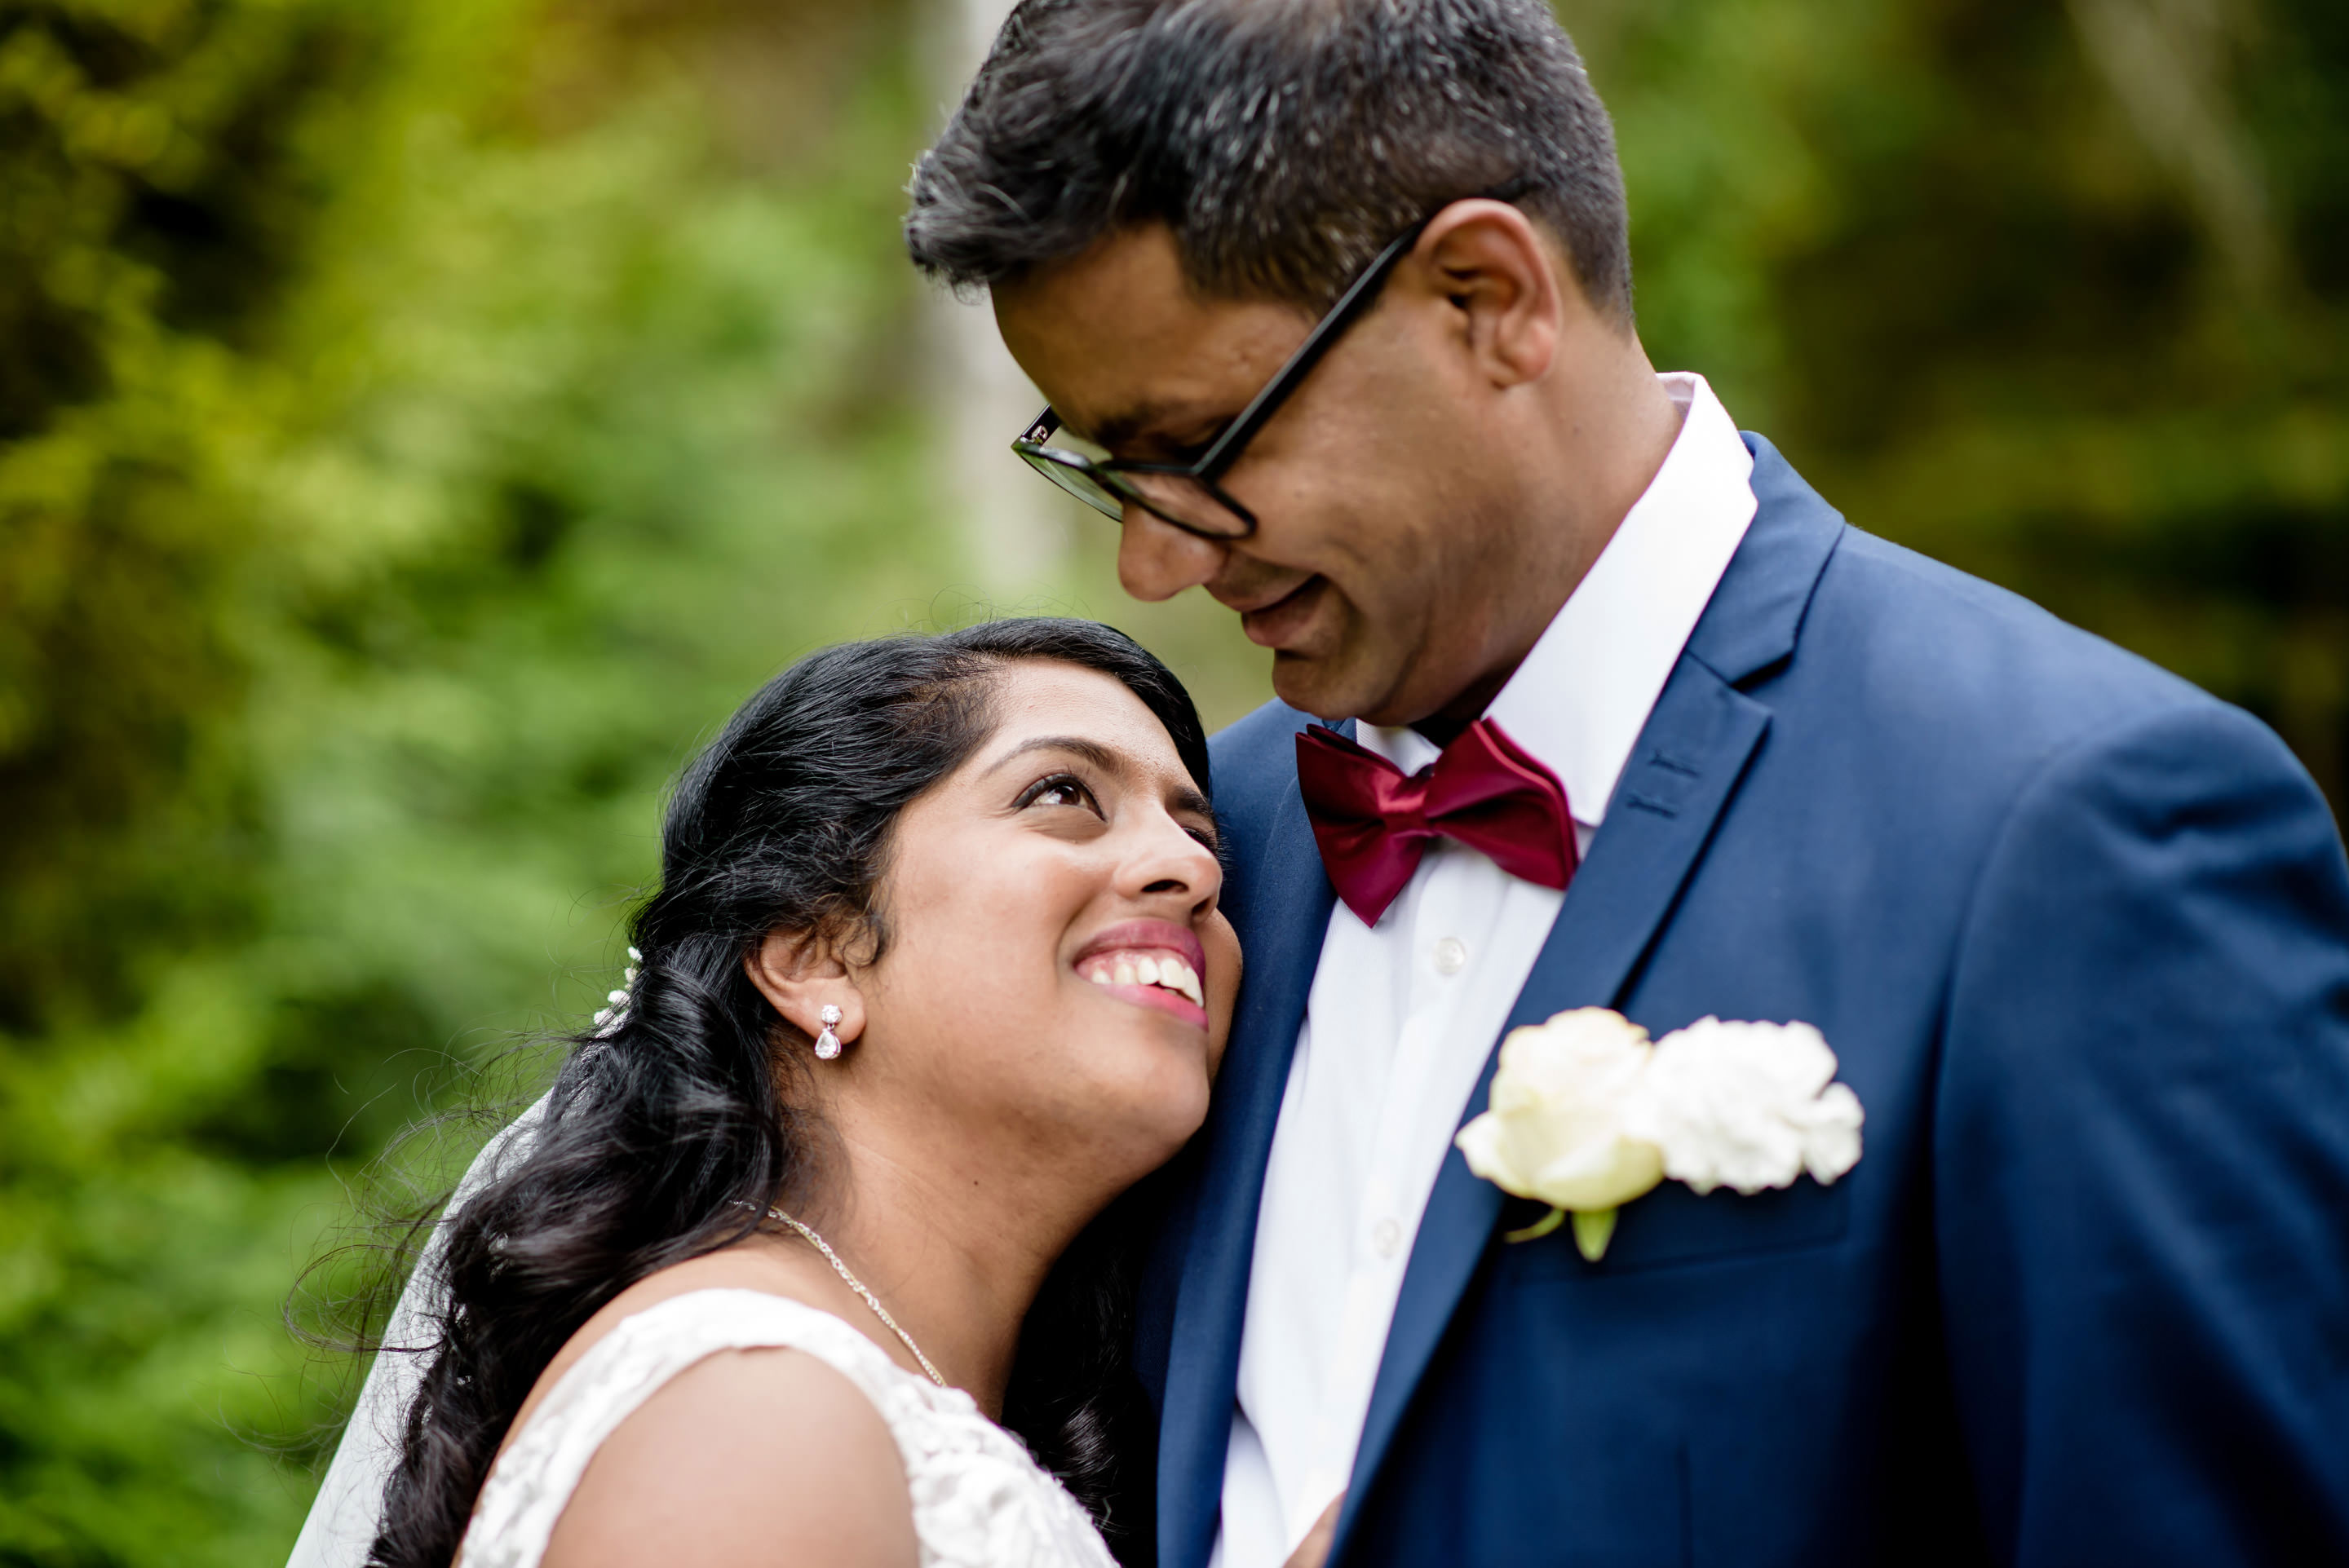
[1581,0,2349,797]
[1,0,953,1559]
[0,0,2341,1562]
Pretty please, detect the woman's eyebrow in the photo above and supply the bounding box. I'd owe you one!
[985,735,1127,777]
[987,737,1216,827]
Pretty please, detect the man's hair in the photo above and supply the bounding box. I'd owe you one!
[905,0,1633,325]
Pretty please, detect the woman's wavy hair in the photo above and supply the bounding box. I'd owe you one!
[366,618,1210,1568]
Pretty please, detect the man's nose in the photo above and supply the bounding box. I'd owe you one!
[1116,507,1226,602]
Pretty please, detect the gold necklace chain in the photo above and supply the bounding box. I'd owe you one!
[756,1205,948,1389]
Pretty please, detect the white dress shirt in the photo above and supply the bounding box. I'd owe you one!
[1210,373,1758,1568]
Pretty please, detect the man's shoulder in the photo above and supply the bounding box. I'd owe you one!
[1205,510,2296,840]
[1794,522,2227,757]
[1767,521,2338,872]
[1732,435,2230,758]
[1208,699,1318,803]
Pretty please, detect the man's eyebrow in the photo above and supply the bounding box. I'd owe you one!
[1086,400,1225,453]
[1082,405,1161,450]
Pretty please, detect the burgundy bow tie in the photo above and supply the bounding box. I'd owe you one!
[1295,718,1578,927]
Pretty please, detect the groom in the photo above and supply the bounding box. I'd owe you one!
[909,2,2349,1566]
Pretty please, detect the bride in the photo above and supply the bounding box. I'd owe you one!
[361,620,1261,1568]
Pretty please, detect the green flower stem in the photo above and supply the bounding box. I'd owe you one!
[1502,1205,1566,1243]
[1572,1207,1619,1261]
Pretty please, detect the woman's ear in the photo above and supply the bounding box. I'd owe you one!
[745,929,867,1047]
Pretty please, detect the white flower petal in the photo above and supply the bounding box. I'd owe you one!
[1455,1009,1665,1213]
[1798,1082,1865,1183]
[1533,1132,1666,1211]
[1455,1113,1524,1196]
[1638,1018,1864,1197]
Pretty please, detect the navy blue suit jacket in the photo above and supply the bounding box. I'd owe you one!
[1135,437,2349,1567]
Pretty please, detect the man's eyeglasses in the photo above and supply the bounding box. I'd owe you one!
[1010,188,1524,541]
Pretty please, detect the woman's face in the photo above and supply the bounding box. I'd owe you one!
[833,660,1237,1204]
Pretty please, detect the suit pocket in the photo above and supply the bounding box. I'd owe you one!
[1502,1175,1851,1279]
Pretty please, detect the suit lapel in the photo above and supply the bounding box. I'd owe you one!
[1332,661,1771,1547]
[1159,775,1338,1568]
[1332,438,1843,1554]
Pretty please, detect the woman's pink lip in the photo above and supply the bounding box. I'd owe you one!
[1093,979,1210,1030]
[1073,919,1206,975]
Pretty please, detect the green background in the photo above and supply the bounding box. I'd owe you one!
[1,0,2342,1561]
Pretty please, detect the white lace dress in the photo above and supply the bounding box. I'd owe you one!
[454,1288,1118,1568]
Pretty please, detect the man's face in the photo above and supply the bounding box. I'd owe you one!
[993,223,1538,727]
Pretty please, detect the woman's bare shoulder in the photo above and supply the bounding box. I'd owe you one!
[538,1337,918,1568]
[507,1243,841,1438]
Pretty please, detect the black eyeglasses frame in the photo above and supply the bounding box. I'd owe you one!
[1010,189,1524,541]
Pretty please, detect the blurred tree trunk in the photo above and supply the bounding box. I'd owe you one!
[924,0,1073,592]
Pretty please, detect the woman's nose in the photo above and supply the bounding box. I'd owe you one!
[1126,816,1222,908]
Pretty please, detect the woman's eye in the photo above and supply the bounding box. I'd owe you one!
[1021,774,1099,813]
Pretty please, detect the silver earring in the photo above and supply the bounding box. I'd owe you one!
[813,1004,843,1061]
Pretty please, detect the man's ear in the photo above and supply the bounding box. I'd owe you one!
[1412,199,1571,390]
[745,928,866,1047]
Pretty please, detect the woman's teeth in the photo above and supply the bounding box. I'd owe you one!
[1085,952,1205,1008]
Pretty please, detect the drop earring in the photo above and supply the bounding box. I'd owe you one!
[813,1004,843,1061]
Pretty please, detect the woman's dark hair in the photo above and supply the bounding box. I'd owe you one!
[367,618,1209,1568]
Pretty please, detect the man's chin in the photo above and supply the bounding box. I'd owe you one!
[1271,646,1401,726]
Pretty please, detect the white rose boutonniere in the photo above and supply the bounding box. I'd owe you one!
[1451,1009,1666,1262]
[1456,1009,1864,1262]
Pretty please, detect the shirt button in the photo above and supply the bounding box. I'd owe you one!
[1432,936,1468,975]
[1372,1217,1402,1258]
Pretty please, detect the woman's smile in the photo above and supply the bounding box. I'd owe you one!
[1073,917,1210,1026]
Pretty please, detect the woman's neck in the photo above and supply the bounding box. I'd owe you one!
[792,1118,1098,1416]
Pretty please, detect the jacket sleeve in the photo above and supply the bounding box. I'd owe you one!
[1936,700,2349,1565]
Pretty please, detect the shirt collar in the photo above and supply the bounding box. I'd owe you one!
[1358,373,1757,833]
